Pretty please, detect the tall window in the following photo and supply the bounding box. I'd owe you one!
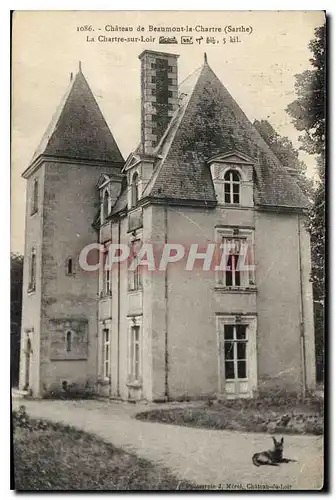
[131,172,139,208]
[226,239,243,287]
[224,324,247,380]
[31,179,38,215]
[66,331,72,352]
[103,190,109,221]
[103,247,111,296]
[130,325,140,381]
[105,268,111,295]
[103,329,110,378]
[224,170,241,204]
[28,247,36,291]
[128,239,142,291]
[217,234,254,288]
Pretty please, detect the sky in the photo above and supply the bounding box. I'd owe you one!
[11,10,325,253]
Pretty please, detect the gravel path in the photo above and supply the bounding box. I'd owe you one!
[12,398,323,490]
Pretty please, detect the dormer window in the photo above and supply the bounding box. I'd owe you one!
[131,172,139,208]
[209,151,255,208]
[224,170,241,204]
[103,190,109,221]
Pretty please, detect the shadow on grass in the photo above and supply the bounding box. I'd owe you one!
[13,408,197,491]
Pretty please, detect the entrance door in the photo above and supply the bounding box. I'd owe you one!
[223,324,249,396]
[217,316,257,398]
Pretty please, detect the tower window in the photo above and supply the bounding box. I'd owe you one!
[66,330,72,352]
[65,257,73,276]
[131,172,139,208]
[224,170,241,204]
[28,247,36,291]
[31,179,38,215]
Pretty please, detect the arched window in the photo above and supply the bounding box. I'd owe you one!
[224,170,241,204]
[103,190,109,221]
[66,331,72,352]
[131,172,139,208]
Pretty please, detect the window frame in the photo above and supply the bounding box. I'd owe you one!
[216,314,258,397]
[128,238,143,292]
[131,172,139,208]
[128,317,142,385]
[215,228,255,289]
[223,169,241,205]
[102,244,112,297]
[102,189,110,222]
[28,247,37,292]
[102,328,110,379]
[223,324,248,381]
[65,330,73,353]
[65,256,74,276]
[30,178,38,215]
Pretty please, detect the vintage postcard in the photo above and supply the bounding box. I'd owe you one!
[11,10,325,491]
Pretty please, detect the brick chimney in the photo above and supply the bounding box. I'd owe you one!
[139,50,179,154]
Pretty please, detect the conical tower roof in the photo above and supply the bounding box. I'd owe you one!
[30,65,124,166]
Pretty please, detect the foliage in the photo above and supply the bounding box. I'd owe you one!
[286,23,326,381]
[11,253,24,386]
[13,405,49,432]
[136,394,324,436]
[253,119,314,199]
[13,407,195,491]
[286,24,326,157]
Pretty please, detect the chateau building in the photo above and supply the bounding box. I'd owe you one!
[19,50,316,401]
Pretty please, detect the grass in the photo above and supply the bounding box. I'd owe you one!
[13,409,196,491]
[136,394,324,436]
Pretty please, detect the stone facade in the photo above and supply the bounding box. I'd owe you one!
[19,50,316,400]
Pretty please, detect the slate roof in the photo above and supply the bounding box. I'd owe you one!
[30,68,124,166]
[142,60,309,210]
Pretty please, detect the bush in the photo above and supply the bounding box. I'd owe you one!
[135,393,324,436]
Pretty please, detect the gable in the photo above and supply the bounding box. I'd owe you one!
[208,151,255,165]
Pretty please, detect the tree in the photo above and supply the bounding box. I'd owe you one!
[11,253,23,386]
[286,24,326,158]
[286,23,326,382]
[253,119,314,199]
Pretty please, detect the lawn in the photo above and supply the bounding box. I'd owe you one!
[136,394,324,435]
[13,407,195,491]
